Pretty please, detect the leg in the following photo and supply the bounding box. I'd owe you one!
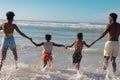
[0,51,7,71]
[75,55,82,71]
[75,63,80,70]
[111,56,116,73]
[103,56,109,70]
[41,61,47,71]
[73,63,80,75]
[12,49,18,69]
[48,59,52,69]
[43,61,47,68]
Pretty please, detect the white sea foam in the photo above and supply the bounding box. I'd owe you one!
[0,20,105,29]
[16,21,105,29]
[1,19,120,80]
[0,60,120,80]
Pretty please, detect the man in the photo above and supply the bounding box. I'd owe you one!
[91,13,120,72]
[0,11,32,70]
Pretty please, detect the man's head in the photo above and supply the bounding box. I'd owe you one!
[77,32,83,40]
[6,11,15,21]
[45,34,52,41]
[109,13,117,23]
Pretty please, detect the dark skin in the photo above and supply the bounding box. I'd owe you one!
[66,37,92,71]
[91,16,120,72]
[0,16,31,70]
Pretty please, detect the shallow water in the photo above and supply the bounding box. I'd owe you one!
[0,20,120,80]
[0,46,120,80]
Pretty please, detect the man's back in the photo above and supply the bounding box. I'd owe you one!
[108,22,120,41]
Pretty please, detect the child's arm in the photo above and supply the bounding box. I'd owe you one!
[53,42,65,47]
[83,41,91,48]
[66,41,75,48]
[31,39,44,47]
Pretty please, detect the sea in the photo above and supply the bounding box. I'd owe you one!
[0,20,120,80]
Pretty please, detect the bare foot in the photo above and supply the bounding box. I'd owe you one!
[41,65,47,72]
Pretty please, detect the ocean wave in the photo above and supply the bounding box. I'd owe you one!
[68,47,103,54]
[0,20,105,29]
[16,21,105,29]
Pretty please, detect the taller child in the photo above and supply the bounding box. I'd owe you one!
[0,11,32,70]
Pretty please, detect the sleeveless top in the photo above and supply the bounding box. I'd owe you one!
[43,42,53,53]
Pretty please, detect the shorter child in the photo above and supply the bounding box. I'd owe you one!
[66,32,93,74]
[31,34,65,71]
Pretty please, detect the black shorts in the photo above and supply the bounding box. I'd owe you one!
[72,52,82,64]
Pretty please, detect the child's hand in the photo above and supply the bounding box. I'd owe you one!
[64,46,68,49]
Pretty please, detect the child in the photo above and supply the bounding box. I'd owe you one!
[66,32,93,74]
[0,11,31,70]
[31,34,65,71]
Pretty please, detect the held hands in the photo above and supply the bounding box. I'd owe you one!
[89,40,97,47]
[28,37,32,41]
[29,37,34,43]
[64,46,68,49]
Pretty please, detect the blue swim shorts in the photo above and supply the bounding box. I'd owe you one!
[1,36,16,51]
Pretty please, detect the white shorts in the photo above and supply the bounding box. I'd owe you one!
[104,41,119,57]
[1,36,16,51]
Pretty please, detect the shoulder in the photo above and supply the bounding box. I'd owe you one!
[74,39,78,43]
[106,23,111,27]
[12,24,17,27]
[1,23,6,26]
[73,40,77,44]
[105,24,111,30]
[0,23,6,28]
[82,41,86,44]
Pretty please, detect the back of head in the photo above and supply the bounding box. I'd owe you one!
[6,11,15,21]
[45,34,52,41]
[109,13,117,21]
[77,32,83,40]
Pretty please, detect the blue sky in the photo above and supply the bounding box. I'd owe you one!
[0,0,120,23]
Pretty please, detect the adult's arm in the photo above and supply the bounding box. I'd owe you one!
[91,24,109,44]
[14,24,31,40]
